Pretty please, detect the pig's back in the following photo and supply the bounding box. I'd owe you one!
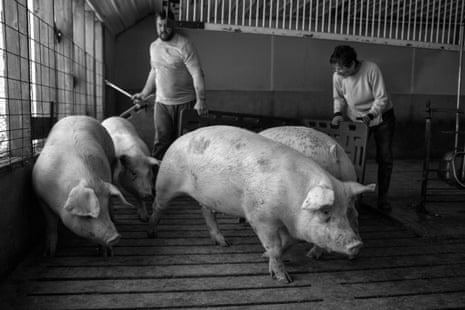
[260,126,356,182]
[33,116,114,194]
[157,126,331,207]
[102,116,149,156]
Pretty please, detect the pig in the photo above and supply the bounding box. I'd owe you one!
[149,125,375,283]
[259,126,359,259]
[32,116,132,256]
[102,116,160,222]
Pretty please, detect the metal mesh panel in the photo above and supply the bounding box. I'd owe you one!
[177,0,465,50]
[0,0,105,169]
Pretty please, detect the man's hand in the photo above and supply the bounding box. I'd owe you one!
[358,113,374,126]
[331,113,344,126]
[194,100,208,116]
[131,93,146,110]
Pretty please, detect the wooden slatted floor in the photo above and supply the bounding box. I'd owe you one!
[2,191,465,310]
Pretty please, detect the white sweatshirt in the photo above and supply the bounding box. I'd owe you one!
[333,60,393,126]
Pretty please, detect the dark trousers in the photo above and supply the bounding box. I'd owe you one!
[369,109,395,202]
[152,101,194,160]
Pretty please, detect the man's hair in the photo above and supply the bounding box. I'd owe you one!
[156,9,175,20]
[329,45,358,67]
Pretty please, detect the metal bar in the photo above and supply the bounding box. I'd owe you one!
[365,0,369,37]
[282,0,286,29]
[186,0,190,21]
[377,0,381,38]
[105,80,132,99]
[309,0,313,32]
[347,0,350,35]
[352,0,356,36]
[207,0,211,23]
[418,0,423,41]
[221,0,225,24]
[431,0,436,42]
[456,24,464,152]
[425,0,430,41]
[296,0,299,30]
[201,0,204,22]
[442,0,447,43]
[383,0,388,38]
[290,0,293,30]
[359,0,362,36]
[256,0,259,27]
[453,0,458,44]
[235,0,238,25]
[389,0,394,38]
[242,0,245,25]
[269,0,273,28]
[302,0,306,31]
[402,0,406,40]
[193,0,197,21]
[436,0,442,43]
[276,0,280,28]
[371,0,375,37]
[412,0,417,41]
[322,0,326,33]
[228,0,231,25]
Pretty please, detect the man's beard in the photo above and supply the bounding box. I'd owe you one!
[160,31,174,41]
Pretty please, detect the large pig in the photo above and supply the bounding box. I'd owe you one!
[32,116,131,256]
[149,125,375,283]
[259,126,358,259]
[102,117,160,222]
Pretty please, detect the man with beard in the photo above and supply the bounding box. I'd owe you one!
[132,9,208,160]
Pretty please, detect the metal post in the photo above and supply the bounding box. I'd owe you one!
[457,23,465,180]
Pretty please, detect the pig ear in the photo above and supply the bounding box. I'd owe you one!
[147,156,161,166]
[64,184,100,218]
[106,182,135,208]
[301,185,335,211]
[346,182,376,196]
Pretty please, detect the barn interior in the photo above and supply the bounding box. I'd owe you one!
[1,0,465,309]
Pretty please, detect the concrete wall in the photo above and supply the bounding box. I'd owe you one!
[110,16,464,159]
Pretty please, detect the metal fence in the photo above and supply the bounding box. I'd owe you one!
[177,0,465,50]
[0,0,104,169]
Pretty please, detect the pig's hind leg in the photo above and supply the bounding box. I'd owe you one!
[201,206,229,247]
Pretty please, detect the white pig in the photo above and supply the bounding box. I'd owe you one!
[149,125,375,283]
[259,126,358,259]
[32,116,131,256]
[102,117,160,222]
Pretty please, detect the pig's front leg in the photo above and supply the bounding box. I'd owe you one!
[39,200,58,256]
[201,206,229,247]
[306,245,325,259]
[253,222,292,283]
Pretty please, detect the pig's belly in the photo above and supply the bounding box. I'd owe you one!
[188,185,246,218]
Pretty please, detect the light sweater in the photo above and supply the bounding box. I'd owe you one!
[333,60,393,126]
[150,33,204,105]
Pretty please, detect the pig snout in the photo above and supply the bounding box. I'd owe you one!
[106,232,121,247]
[345,239,363,256]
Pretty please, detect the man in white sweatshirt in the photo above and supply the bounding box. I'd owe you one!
[133,9,207,160]
[330,45,395,211]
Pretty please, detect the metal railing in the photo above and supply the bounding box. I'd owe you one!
[177,0,465,50]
